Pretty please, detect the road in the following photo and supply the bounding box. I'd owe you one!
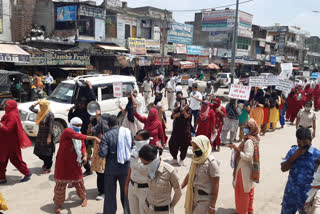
[0,88,316,214]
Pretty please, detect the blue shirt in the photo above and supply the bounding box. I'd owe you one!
[281,145,320,213]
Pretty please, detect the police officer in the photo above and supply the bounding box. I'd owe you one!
[125,129,150,214]
[182,135,220,214]
[139,144,182,214]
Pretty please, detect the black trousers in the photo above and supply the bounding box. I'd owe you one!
[38,154,53,170]
[96,172,104,194]
[104,174,130,214]
[169,139,189,161]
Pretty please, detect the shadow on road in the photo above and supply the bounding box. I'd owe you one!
[29,167,45,176]
[0,175,21,186]
[217,208,237,214]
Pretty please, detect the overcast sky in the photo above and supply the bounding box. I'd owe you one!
[123,0,320,37]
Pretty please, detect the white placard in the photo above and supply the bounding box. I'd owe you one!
[265,75,278,86]
[113,82,122,98]
[249,76,266,87]
[276,79,294,95]
[280,63,293,79]
[228,84,251,101]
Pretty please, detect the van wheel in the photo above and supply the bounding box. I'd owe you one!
[117,112,125,125]
[53,121,65,144]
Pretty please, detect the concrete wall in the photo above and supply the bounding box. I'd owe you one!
[34,0,55,35]
[192,12,210,47]
[0,0,12,42]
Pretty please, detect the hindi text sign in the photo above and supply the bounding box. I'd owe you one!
[280,63,293,79]
[113,82,122,98]
[276,79,294,95]
[228,84,251,101]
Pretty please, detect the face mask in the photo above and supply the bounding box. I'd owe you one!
[194,149,203,158]
[71,125,81,133]
[244,128,250,135]
[132,140,150,158]
[305,107,311,111]
[145,154,160,180]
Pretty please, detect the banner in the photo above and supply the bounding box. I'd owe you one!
[280,63,293,79]
[249,75,278,87]
[79,5,105,19]
[187,45,203,55]
[175,44,187,54]
[228,84,251,101]
[128,38,147,55]
[186,55,199,63]
[154,57,170,65]
[168,22,193,45]
[57,5,77,22]
[276,79,294,95]
[113,82,122,98]
[146,40,160,51]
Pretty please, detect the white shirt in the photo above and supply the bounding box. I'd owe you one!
[45,75,54,84]
[188,78,195,87]
[166,78,176,90]
[176,85,183,92]
[142,80,153,92]
[298,109,316,128]
[189,91,202,110]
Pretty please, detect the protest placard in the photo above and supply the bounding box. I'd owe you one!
[228,84,251,101]
[280,63,293,79]
[265,75,278,86]
[276,79,294,95]
[113,82,122,97]
[249,76,265,87]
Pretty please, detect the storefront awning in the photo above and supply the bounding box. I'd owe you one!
[0,44,30,63]
[97,45,127,51]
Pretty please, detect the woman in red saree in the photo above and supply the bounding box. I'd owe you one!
[313,84,320,111]
[53,117,99,213]
[0,100,32,184]
[290,89,305,123]
[195,100,216,147]
[210,98,226,152]
[285,88,296,121]
[304,84,313,103]
[134,108,166,149]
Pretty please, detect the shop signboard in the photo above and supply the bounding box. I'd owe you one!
[0,53,30,63]
[168,22,193,45]
[187,45,203,55]
[79,5,105,19]
[23,52,90,66]
[57,5,77,22]
[186,55,199,63]
[175,44,187,54]
[198,56,209,66]
[270,56,276,65]
[228,84,251,101]
[146,40,160,51]
[128,38,147,55]
[113,82,122,98]
[138,57,152,66]
[165,44,175,53]
[154,57,170,65]
[312,73,319,79]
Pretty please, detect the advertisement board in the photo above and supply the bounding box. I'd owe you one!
[138,57,152,66]
[168,22,194,45]
[146,40,160,51]
[105,0,122,8]
[187,45,203,55]
[175,44,187,54]
[57,5,77,22]
[128,38,147,55]
[79,5,105,19]
[186,55,199,63]
[154,57,170,65]
[198,56,209,66]
[228,84,251,101]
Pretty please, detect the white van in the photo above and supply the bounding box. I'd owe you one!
[18,74,144,143]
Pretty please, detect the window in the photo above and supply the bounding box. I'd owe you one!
[100,84,114,100]
[125,24,131,39]
[47,83,75,104]
[237,37,251,50]
[78,16,95,37]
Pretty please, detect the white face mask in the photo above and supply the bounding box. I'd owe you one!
[145,153,160,180]
[132,140,150,158]
[305,107,311,111]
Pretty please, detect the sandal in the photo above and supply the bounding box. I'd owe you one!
[81,198,87,207]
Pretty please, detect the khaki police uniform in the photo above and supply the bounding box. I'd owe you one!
[192,155,220,214]
[143,161,180,214]
[128,156,149,214]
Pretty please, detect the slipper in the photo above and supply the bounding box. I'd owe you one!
[0,179,7,184]
[21,172,32,182]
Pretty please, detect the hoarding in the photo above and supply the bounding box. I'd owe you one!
[128,38,147,55]
[79,5,105,19]
[168,22,193,45]
[187,45,207,55]
[146,40,160,51]
[175,44,187,54]
[202,9,252,32]
[57,5,77,22]
[154,57,170,65]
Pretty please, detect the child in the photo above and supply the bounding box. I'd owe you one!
[281,127,320,214]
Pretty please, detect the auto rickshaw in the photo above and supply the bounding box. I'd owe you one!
[0,70,34,109]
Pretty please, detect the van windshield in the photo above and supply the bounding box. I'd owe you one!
[47,83,75,104]
[217,74,227,78]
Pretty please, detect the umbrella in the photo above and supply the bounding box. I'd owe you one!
[208,63,220,70]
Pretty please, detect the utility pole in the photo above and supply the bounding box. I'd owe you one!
[230,0,239,83]
[160,10,168,73]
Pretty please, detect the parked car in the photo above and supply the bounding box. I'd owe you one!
[18,74,144,143]
[216,73,239,88]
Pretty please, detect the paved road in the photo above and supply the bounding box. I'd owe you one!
[1,88,316,214]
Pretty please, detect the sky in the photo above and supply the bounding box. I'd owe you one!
[122,0,320,37]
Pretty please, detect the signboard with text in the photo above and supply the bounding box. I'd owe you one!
[168,22,193,45]
[249,75,278,87]
[276,79,294,95]
[57,5,77,22]
[79,5,105,19]
[113,82,122,98]
[280,63,293,79]
[128,38,147,55]
[154,57,170,65]
[228,84,251,101]
[186,55,199,63]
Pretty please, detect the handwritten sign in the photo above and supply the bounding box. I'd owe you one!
[276,79,294,95]
[280,63,293,79]
[249,75,278,87]
[228,84,251,101]
[113,82,122,98]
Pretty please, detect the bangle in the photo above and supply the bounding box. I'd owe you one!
[209,206,216,211]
